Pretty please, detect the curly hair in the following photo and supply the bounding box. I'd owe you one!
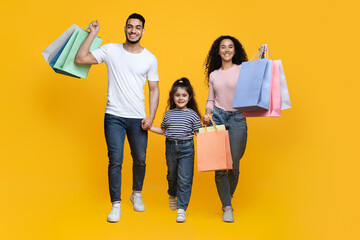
[204,35,248,85]
[166,77,202,119]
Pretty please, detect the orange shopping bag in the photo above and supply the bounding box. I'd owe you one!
[196,116,232,172]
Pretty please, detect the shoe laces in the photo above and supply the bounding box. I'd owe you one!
[133,194,143,204]
[177,209,186,217]
[111,205,120,214]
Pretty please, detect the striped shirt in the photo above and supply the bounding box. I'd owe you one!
[161,108,202,140]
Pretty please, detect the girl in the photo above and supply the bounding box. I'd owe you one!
[204,36,261,222]
[150,77,202,223]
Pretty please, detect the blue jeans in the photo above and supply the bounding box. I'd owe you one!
[212,106,248,208]
[165,139,195,210]
[104,113,148,202]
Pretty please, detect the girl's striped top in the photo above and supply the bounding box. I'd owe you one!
[161,108,202,140]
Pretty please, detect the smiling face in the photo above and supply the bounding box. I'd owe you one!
[219,38,235,63]
[173,87,190,110]
[124,18,145,44]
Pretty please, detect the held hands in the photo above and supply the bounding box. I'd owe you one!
[141,117,153,130]
[89,20,100,34]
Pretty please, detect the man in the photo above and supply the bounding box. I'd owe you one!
[75,13,159,223]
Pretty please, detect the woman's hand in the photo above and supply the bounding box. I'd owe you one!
[203,113,211,126]
[258,44,267,59]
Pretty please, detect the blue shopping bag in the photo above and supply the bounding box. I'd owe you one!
[232,58,272,112]
[49,40,80,78]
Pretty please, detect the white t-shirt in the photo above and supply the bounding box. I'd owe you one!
[91,43,159,118]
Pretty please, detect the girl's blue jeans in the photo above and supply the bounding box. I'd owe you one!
[212,106,248,208]
[165,138,194,210]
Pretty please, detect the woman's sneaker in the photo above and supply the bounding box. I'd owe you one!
[222,206,234,222]
[176,209,186,223]
[107,203,121,223]
[169,196,177,210]
[130,192,145,212]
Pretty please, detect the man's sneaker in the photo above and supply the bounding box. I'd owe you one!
[107,203,121,223]
[222,206,234,222]
[176,209,186,223]
[130,192,145,212]
[169,196,177,210]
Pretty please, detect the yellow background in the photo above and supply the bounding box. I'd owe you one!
[1,0,359,239]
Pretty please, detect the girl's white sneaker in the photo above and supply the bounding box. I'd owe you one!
[176,209,186,223]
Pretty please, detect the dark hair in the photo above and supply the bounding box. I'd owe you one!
[166,77,201,119]
[204,35,248,85]
[126,13,145,28]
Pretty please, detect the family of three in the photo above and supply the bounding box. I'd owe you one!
[75,13,254,223]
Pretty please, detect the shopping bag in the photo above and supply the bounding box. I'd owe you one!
[242,45,291,117]
[197,116,232,172]
[53,28,102,79]
[242,60,281,117]
[278,60,292,110]
[48,39,80,78]
[232,58,272,111]
[42,24,79,63]
[198,124,225,133]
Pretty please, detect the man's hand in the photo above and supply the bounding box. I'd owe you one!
[89,20,100,35]
[75,20,99,65]
[141,117,153,130]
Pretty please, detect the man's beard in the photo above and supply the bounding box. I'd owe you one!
[126,35,142,44]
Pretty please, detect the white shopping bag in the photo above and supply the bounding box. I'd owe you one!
[277,60,292,110]
[42,24,79,63]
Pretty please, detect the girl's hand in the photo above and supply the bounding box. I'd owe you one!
[203,113,211,126]
[149,126,165,135]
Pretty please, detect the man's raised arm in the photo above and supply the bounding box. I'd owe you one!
[75,20,100,65]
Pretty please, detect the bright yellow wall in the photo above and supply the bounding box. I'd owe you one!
[1,0,359,239]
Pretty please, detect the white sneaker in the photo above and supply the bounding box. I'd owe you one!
[222,206,234,222]
[176,209,186,223]
[130,192,145,212]
[107,203,121,223]
[169,196,177,210]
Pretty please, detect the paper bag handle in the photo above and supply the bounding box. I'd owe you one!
[84,23,93,31]
[249,44,273,61]
[204,114,218,133]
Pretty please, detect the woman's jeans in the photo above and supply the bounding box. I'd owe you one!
[104,113,148,203]
[212,106,248,208]
[165,139,195,210]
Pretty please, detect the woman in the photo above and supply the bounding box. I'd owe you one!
[204,36,258,222]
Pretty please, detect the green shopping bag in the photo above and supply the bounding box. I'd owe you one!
[53,28,102,79]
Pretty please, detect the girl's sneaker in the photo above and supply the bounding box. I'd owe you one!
[169,196,177,210]
[176,209,186,223]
